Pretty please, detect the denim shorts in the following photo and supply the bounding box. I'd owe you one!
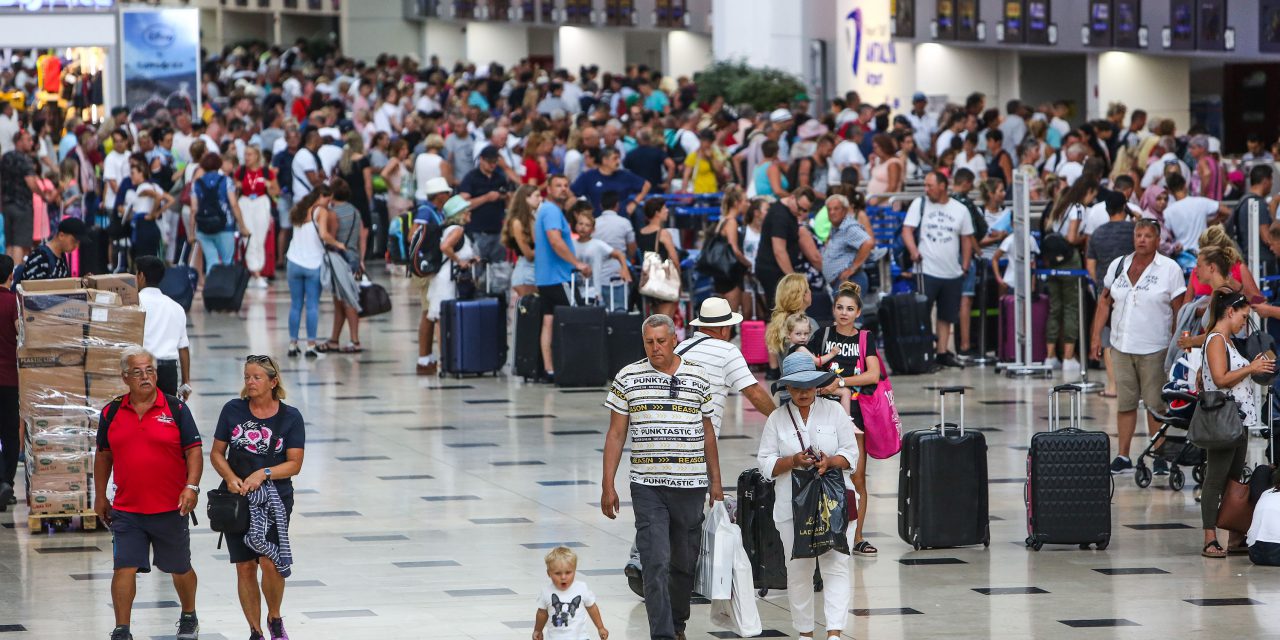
[511,255,536,287]
[961,260,980,296]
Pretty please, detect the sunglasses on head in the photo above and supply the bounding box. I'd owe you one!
[245,354,277,371]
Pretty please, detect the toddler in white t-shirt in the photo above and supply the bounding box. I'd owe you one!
[533,546,608,640]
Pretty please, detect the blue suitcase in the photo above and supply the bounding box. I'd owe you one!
[440,297,505,376]
[160,247,198,311]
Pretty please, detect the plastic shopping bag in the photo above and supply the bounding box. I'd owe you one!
[694,501,735,600]
[790,467,851,559]
[710,518,763,637]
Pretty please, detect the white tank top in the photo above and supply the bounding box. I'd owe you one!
[286,210,326,270]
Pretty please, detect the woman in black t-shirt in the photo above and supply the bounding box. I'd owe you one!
[210,355,306,640]
[805,281,881,556]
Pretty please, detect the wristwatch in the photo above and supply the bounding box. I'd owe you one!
[837,378,846,388]
[264,468,272,478]
[184,484,200,493]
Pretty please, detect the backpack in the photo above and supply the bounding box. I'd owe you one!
[954,192,989,241]
[1040,233,1074,267]
[408,219,446,278]
[11,243,56,286]
[664,129,689,167]
[194,174,229,234]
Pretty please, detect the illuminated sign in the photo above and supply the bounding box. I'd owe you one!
[0,0,114,10]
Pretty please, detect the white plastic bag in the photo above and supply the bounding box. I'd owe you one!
[709,516,763,636]
[695,501,735,600]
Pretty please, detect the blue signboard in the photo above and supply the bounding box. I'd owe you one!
[120,8,199,120]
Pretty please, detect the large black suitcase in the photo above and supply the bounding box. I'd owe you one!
[1025,384,1112,551]
[203,262,249,312]
[440,297,505,376]
[736,467,787,593]
[878,274,935,375]
[898,386,990,550]
[553,303,608,387]
[604,284,644,379]
[78,225,110,276]
[514,293,546,381]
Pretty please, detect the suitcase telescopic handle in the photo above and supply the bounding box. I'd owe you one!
[1048,384,1082,432]
[937,386,965,436]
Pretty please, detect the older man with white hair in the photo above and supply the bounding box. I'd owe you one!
[1055,142,1088,187]
[1140,135,1192,189]
[821,194,875,296]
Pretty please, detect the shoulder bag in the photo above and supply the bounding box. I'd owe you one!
[856,330,902,459]
[1188,334,1247,451]
[640,230,681,302]
[696,218,743,282]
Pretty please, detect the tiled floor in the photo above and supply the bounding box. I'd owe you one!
[3,274,1279,639]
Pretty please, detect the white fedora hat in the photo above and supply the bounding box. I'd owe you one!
[689,297,743,327]
[424,176,452,196]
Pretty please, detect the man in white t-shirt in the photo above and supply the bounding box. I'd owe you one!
[830,125,867,186]
[290,130,325,198]
[1090,219,1187,474]
[1163,172,1229,253]
[1140,137,1192,189]
[102,129,133,212]
[902,171,974,368]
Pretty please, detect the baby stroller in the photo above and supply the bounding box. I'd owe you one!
[1135,381,1207,491]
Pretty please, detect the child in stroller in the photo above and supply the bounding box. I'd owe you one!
[1134,360,1208,491]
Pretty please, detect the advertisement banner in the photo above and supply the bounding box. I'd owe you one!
[837,0,915,110]
[120,8,199,120]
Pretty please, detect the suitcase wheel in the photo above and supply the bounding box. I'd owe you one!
[1096,537,1110,551]
[1027,537,1043,551]
[1135,465,1153,488]
[1079,543,1091,550]
[757,588,769,597]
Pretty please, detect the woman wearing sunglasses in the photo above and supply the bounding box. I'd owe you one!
[209,355,306,640]
[1198,289,1274,558]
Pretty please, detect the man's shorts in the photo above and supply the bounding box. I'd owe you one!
[224,493,293,564]
[412,274,435,309]
[922,274,963,325]
[110,509,192,574]
[538,283,571,316]
[3,207,32,249]
[276,192,294,230]
[1114,350,1167,413]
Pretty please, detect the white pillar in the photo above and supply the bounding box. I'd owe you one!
[666,31,711,79]
[466,22,529,69]
[559,26,625,75]
[1096,51,1190,131]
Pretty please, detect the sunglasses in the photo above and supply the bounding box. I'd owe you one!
[668,375,680,400]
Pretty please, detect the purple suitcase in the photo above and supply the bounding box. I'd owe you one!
[999,293,1048,363]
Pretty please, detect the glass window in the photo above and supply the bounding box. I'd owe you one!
[605,0,634,26]
[656,0,685,27]
[454,0,477,19]
[566,0,591,24]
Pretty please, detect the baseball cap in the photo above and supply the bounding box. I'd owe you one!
[478,145,500,161]
[912,91,927,102]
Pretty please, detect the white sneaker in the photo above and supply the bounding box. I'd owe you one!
[253,277,270,289]
[1044,357,1061,369]
[1062,359,1081,377]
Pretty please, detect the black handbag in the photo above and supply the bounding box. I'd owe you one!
[1240,317,1277,385]
[1188,390,1245,450]
[358,282,392,317]
[206,489,249,541]
[696,220,743,281]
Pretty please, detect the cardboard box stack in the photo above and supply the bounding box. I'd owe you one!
[17,276,144,517]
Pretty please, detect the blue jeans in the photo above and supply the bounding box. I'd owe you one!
[197,230,236,274]
[600,282,629,313]
[287,260,322,342]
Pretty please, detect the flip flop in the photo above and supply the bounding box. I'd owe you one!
[1202,539,1227,558]
[341,342,363,353]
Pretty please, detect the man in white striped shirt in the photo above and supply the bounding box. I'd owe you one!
[620,298,776,599]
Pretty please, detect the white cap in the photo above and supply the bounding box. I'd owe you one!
[769,108,793,124]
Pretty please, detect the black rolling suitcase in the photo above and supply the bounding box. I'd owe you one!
[1025,384,1112,551]
[879,272,935,375]
[552,275,609,388]
[604,283,644,379]
[515,293,546,381]
[898,386,990,550]
[736,468,787,594]
[78,225,110,276]
[203,262,250,312]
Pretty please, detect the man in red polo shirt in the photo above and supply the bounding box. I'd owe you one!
[95,347,204,640]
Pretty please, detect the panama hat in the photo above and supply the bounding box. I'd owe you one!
[689,297,743,327]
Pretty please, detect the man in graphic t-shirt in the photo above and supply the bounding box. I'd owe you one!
[902,171,973,368]
[601,314,723,640]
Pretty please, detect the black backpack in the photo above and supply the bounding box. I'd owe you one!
[953,192,989,241]
[664,129,688,167]
[408,221,446,278]
[194,175,229,234]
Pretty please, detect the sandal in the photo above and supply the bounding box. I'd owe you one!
[317,340,339,353]
[852,540,878,556]
[1202,540,1227,558]
[340,342,363,353]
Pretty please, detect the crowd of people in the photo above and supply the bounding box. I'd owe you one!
[2,39,1280,639]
